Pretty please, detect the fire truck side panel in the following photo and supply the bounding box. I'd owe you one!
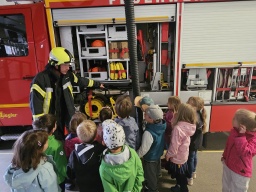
[179,0,256,133]
[210,104,256,132]
[181,1,256,66]
[0,3,50,126]
[50,4,176,26]
[31,3,51,72]
[44,0,237,9]
[0,108,32,126]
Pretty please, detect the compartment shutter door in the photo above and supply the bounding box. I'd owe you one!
[181,1,256,68]
[52,4,176,26]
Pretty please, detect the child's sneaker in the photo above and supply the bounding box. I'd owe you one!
[170,185,181,192]
[192,172,196,179]
[65,183,75,191]
[187,178,193,186]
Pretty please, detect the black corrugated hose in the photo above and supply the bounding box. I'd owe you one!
[124,0,143,131]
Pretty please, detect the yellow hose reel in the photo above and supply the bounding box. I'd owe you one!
[84,94,117,119]
[84,98,105,119]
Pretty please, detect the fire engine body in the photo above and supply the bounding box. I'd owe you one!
[1,0,256,137]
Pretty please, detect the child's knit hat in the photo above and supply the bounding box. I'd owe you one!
[102,119,125,149]
[134,96,154,111]
[145,105,163,121]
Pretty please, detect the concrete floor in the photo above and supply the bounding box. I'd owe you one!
[1,133,256,192]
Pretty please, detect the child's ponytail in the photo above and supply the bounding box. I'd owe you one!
[188,96,207,133]
[200,107,207,133]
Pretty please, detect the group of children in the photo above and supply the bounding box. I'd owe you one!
[3,94,256,192]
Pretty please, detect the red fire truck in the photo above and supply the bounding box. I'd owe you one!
[1,0,256,139]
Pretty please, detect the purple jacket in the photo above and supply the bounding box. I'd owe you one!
[65,136,82,158]
[164,110,174,145]
[223,128,256,177]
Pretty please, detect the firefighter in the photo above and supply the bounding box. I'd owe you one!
[29,47,104,140]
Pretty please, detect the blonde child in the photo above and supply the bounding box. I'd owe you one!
[164,96,181,147]
[65,112,87,158]
[186,96,207,185]
[222,109,256,192]
[95,107,113,144]
[115,95,140,150]
[67,120,105,192]
[4,130,60,192]
[100,119,144,191]
[165,103,196,192]
[33,114,67,192]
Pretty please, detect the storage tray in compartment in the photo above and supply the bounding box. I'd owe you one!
[108,25,127,39]
[84,72,108,80]
[81,47,106,57]
[79,25,105,32]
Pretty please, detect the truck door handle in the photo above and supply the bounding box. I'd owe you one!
[23,75,35,80]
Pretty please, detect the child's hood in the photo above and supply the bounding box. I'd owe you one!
[101,147,136,183]
[146,120,166,135]
[75,142,97,164]
[246,130,256,138]
[4,161,43,189]
[177,121,196,136]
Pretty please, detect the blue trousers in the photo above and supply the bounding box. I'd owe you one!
[187,150,197,178]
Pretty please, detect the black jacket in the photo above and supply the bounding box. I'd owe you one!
[30,64,100,123]
[189,111,203,151]
[67,141,105,192]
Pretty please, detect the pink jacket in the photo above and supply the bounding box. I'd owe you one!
[167,121,196,164]
[222,128,256,177]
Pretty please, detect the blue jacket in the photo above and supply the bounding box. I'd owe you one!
[4,158,60,192]
[144,120,166,161]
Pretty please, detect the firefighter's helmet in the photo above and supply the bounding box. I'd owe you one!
[49,47,75,66]
[91,40,105,47]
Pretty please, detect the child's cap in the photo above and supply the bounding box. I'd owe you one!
[102,119,125,149]
[134,96,154,110]
[145,105,163,120]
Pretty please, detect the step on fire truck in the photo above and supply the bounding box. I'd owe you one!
[1,0,256,141]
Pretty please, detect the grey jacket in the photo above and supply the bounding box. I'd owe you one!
[115,116,140,150]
